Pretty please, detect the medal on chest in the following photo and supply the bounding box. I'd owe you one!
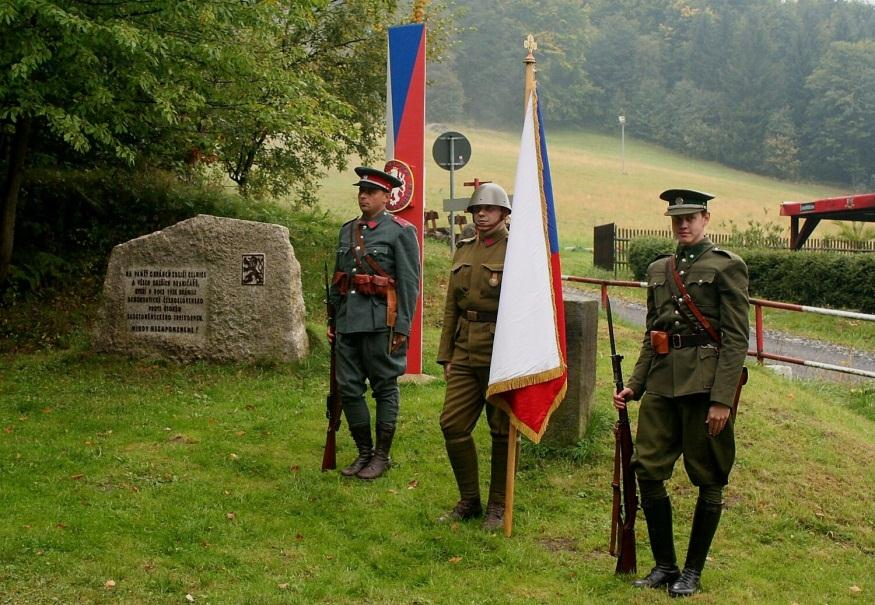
[489,272,499,287]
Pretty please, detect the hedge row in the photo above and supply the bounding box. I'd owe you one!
[626,237,875,313]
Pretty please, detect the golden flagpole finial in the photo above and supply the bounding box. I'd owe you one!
[523,35,538,112]
[524,34,538,60]
[412,0,428,23]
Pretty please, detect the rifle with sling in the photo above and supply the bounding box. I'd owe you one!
[606,294,637,575]
[322,263,344,471]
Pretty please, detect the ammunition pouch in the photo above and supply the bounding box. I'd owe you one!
[333,271,397,328]
[332,271,350,296]
[650,330,670,355]
[348,273,395,298]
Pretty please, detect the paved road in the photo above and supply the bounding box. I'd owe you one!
[570,288,875,384]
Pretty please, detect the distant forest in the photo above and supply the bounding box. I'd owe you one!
[427,0,875,189]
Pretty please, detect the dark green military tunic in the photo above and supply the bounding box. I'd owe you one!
[437,226,510,503]
[627,238,749,485]
[329,210,420,426]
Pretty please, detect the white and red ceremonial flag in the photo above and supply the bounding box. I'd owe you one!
[486,89,567,443]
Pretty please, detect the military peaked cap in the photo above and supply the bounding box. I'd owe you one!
[353,166,403,192]
[660,189,715,216]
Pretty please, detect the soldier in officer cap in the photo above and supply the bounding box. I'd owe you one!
[436,182,512,530]
[327,166,420,480]
[614,189,749,596]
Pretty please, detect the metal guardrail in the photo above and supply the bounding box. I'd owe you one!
[562,275,875,379]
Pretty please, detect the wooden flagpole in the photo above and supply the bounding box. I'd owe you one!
[503,35,538,539]
[503,424,517,537]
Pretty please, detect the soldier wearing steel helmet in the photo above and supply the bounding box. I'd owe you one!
[436,182,513,530]
[327,166,420,480]
[613,189,749,597]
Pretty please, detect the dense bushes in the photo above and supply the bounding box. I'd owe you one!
[627,237,875,312]
[744,249,875,313]
[8,169,337,295]
[627,237,675,280]
[1,168,339,350]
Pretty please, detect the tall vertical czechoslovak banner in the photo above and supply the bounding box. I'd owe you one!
[385,23,426,374]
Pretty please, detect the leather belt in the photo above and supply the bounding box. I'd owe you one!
[671,332,717,349]
[465,309,498,322]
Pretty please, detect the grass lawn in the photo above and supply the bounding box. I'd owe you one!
[2,237,874,604]
[2,125,873,603]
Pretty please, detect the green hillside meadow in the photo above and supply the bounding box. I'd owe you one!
[1,128,873,603]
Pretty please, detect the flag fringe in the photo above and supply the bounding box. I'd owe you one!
[490,377,568,444]
[486,364,565,398]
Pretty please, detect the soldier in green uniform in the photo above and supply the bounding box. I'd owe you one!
[437,183,512,530]
[614,189,749,597]
[327,166,420,480]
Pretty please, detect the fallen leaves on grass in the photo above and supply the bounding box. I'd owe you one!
[448,556,463,564]
[407,479,419,489]
[104,580,115,589]
[226,512,236,521]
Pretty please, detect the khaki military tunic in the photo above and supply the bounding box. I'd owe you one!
[627,238,749,486]
[437,226,510,503]
[437,227,508,367]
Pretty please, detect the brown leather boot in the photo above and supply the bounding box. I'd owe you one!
[340,424,372,477]
[482,501,505,531]
[357,421,395,480]
[437,497,483,523]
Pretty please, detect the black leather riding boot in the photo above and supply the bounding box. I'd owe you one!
[340,424,372,477]
[633,497,680,588]
[669,498,723,597]
[357,421,395,480]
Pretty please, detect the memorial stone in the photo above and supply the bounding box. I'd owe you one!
[541,287,599,447]
[94,214,309,362]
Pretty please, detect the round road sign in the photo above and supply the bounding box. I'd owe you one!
[432,131,471,171]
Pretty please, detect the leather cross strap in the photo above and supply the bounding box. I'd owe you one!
[668,256,721,345]
[353,221,398,328]
[354,222,392,279]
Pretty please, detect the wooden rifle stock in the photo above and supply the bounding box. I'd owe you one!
[606,295,638,575]
[322,264,344,471]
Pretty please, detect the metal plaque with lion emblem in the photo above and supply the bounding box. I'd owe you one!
[384,158,415,213]
[242,253,265,286]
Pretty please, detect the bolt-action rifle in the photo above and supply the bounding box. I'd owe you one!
[322,263,343,471]
[606,294,637,575]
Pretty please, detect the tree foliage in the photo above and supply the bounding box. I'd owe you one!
[0,0,399,282]
[438,0,875,188]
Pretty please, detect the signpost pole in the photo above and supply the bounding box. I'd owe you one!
[449,137,456,255]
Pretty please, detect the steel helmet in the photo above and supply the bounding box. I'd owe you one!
[467,183,512,213]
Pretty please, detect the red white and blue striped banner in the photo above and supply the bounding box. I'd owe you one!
[386,22,426,374]
[487,89,567,443]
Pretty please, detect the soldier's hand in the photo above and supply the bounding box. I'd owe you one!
[327,325,335,344]
[613,387,634,410]
[391,333,407,352]
[706,404,731,437]
[442,362,452,380]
